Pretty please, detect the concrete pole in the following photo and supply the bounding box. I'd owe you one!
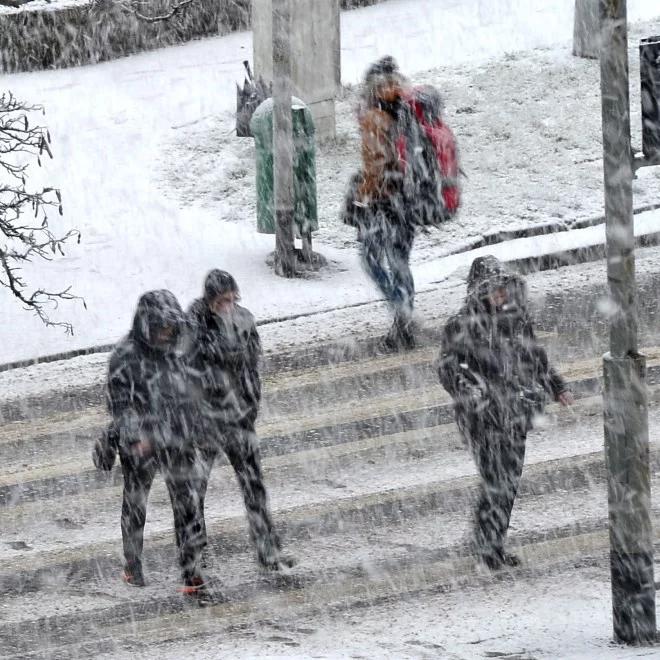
[573,0,600,59]
[272,0,297,277]
[599,0,656,644]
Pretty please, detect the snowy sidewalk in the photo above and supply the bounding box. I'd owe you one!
[132,562,654,660]
[1,0,659,365]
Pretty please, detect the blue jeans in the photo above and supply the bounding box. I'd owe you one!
[360,206,415,324]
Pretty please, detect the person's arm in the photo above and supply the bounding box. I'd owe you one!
[107,349,154,452]
[438,317,475,396]
[185,302,227,396]
[548,365,573,405]
[526,335,573,406]
[245,318,262,408]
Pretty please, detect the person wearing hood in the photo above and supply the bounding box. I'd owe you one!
[342,55,442,350]
[437,256,573,570]
[106,290,205,594]
[186,270,292,572]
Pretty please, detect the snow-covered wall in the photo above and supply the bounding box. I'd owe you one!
[0,0,381,74]
[0,0,250,73]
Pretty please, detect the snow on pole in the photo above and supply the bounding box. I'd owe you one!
[599,0,657,645]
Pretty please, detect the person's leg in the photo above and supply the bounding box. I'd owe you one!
[470,427,507,566]
[195,444,217,555]
[381,223,415,348]
[119,450,158,585]
[389,227,415,336]
[221,425,285,569]
[161,447,205,586]
[360,212,394,302]
[470,427,526,568]
[496,430,527,560]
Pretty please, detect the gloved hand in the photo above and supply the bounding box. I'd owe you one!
[518,385,546,408]
[92,425,118,471]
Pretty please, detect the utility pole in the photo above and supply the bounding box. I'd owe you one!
[599,0,656,644]
[272,0,296,276]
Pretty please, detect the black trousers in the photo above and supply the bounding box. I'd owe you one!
[197,423,280,563]
[119,445,204,581]
[465,423,527,561]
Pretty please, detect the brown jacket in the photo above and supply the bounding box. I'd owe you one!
[357,107,401,201]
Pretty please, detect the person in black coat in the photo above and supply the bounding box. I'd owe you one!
[106,290,205,593]
[186,270,292,571]
[437,256,573,569]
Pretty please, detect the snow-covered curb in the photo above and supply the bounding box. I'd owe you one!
[3,242,660,417]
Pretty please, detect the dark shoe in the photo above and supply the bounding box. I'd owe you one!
[258,549,296,572]
[501,552,521,567]
[478,552,503,571]
[178,574,209,597]
[380,318,417,352]
[122,562,146,587]
[477,550,521,571]
[378,332,400,352]
[399,325,416,350]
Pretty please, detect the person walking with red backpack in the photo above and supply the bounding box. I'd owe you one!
[343,56,460,350]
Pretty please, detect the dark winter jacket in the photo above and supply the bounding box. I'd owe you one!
[106,290,196,452]
[437,256,567,436]
[186,299,262,429]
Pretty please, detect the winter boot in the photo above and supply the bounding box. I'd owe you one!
[380,315,417,352]
[178,572,209,598]
[257,535,296,571]
[478,552,503,571]
[122,561,146,587]
[476,549,521,571]
[398,320,417,350]
[258,551,297,572]
[500,551,521,567]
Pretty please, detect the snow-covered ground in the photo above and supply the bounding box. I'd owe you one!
[1,0,659,366]
[121,564,652,660]
[4,5,660,656]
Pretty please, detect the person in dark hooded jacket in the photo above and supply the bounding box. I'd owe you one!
[107,290,205,593]
[186,270,292,572]
[343,55,442,350]
[437,256,573,569]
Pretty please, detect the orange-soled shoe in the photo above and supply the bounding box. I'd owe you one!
[122,563,146,587]
[178,574,209,597]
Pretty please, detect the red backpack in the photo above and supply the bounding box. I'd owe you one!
[405,86,461,216]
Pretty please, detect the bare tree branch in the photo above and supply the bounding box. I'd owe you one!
[121,0,196,23]
[1,91,83,334]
